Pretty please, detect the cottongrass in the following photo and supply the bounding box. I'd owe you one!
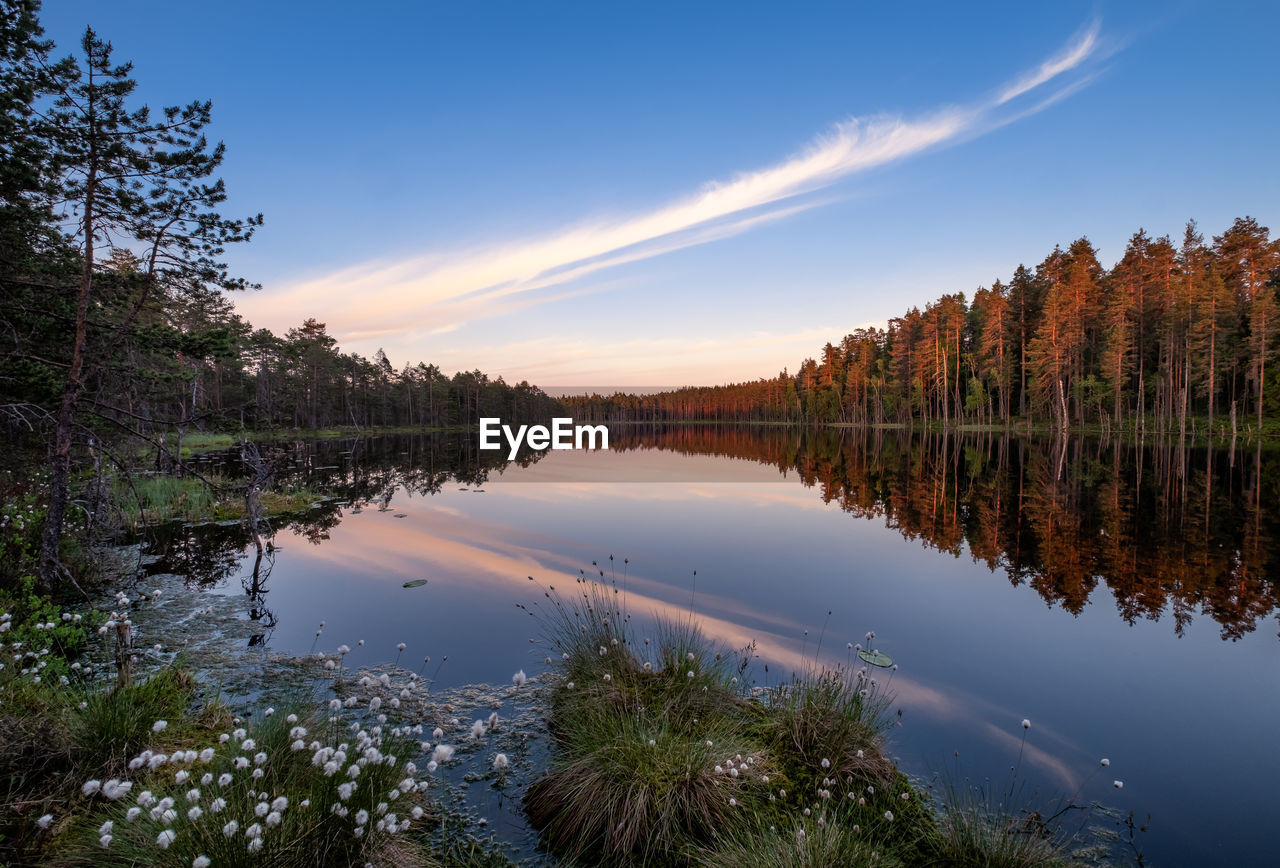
[58,703,431,866]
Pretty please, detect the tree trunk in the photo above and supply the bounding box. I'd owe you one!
[39,146,98,593]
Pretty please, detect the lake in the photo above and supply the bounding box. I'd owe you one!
[137,425,1280,866]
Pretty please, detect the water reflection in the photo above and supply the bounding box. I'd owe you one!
[128,426,1280,866]
[606,426,1280,640]
[141,426,1280,642]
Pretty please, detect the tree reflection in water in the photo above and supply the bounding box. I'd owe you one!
[129,427,1279,643]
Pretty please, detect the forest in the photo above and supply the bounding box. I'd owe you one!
[565,219,1280,436]
[0,4,560,590]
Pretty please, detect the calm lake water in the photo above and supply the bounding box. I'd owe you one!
[138,426,1280,866]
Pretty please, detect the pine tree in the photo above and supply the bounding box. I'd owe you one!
[37,27,261,591]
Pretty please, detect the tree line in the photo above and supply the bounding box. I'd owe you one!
[565,218,1280,436]
[0,1,559,590]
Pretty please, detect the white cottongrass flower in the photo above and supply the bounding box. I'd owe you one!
[222,820,239,837]
[1022,719,1031,729]
[272,796,288,812]
[199,748,215,763]
[193,857,211,868]
[493,753,509,770]
[153,720,168,733]
[687,671,694,678]
[1101,758,1111,767]
[512,670,527,686]
[254,752,267,765]
[255,802,270,817]
[211,797,226,813]
[469,720,487,740]
[217,772,233,786]
[234,757,250,769]
[186,788,201,803]
[728,797,737,806]
[36,814,53,829]
[246,822,263,839]
[175,770,190,784]
[266,810,282,827]
[201,773,213,785]
[602,673,612,682]
[188,807,203,821]
[241,738,256,751]
[252,768,264,779]
[137,791,156,807]
[82,779,102,796]
[248,837,264,852]
[1113,780,1124,789]
[157,828,177,848]
[884,810,895,821]
[99,834,112,848]
[820,757,830,769]
[126,807,142,822]
[356,809,370,825]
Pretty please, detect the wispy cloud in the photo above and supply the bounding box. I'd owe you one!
[996,20,1101,105]
[241,22,1104,341]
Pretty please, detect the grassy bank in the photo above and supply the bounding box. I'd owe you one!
[526,583,1096,866]
[167,426,466,457]
[112,474,332,527]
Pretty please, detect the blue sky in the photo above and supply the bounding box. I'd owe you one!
[43,1,1280,387]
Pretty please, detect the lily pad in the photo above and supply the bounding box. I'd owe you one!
[402,579,428,588]
[857,649,893,668]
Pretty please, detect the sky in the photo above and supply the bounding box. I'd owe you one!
[42,1,1280,389]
